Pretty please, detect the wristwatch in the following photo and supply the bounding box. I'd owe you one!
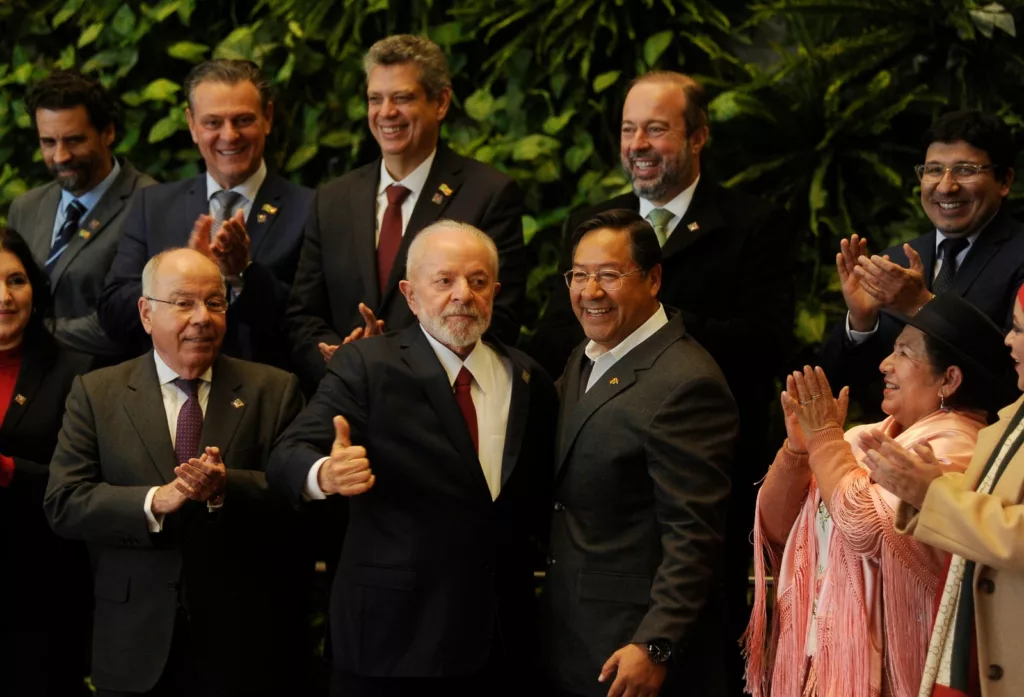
[645,639,672,665]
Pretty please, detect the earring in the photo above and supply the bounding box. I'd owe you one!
[940,393,949,412]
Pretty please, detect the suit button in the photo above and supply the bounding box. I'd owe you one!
[546,556,556,565]
[167,582,179,593]
[979,578,995,594]
[988,665,1004,681]
[483,564,494,576]
[553,502,564,511]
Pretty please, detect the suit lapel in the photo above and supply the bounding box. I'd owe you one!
[0,345,50,437]
[246,171,286,260]
[26,185,63,266]
[913,232,937,288]
[123,353,178,483]
[352,164,383,308]
[185,175,209,237]
[662,179,723,260]
[198,356,245,455]
[952,213,1011,296]
[497,344,531,488]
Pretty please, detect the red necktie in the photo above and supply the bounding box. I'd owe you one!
[454,367,478,452]
[377,184,411,294]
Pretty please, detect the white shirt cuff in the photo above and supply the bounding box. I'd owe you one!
[302,457,330,501]
[845,312,879,345]
[144,486,165,533]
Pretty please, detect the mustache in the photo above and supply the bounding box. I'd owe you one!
[442,304,481,319]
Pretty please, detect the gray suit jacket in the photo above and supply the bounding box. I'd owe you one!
[543,311,739,697]
[7,160,156,357]
[43,352,308,695]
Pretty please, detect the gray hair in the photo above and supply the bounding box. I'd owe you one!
[406,220,499,280]
[629,70,709,135]
[184,59,272,112]
[141,248,224,298]
[363,35,451,101]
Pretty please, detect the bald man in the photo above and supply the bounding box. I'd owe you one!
[269,221,558,697]
[45,248,310,697]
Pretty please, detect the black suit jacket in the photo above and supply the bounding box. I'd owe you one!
[98,171,313,369]
[0,331,93,697]
[819,210,1024,420]
[543,312,738,697]
[268,324,558,680]
[285,144,527,389]
[43,353,308,695]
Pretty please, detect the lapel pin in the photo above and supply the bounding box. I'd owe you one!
[257,213,268,223]
[261,203,278,215]
[231,398,245,409]
[78,229,92,240]
[14,394,26,405]
[609,377,619,385]
[89,219,100,230]
[431,192,444,205]
[521,370,530,384]
[687,222,700,232]
[439,183,453,196]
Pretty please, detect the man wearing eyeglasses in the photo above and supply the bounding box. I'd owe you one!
[544,209,738,697]
[45,248,311,697]
[821,110,1024,419]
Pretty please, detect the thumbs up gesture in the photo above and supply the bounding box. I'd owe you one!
[317,415,376,496]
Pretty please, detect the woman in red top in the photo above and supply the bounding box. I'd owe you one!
[0,227,94,696]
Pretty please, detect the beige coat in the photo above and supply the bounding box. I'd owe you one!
[897,395,1024,697]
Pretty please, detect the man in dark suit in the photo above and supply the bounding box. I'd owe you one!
[99,60,313,369]
[529,71,794,695]
[45,248,309,697]
[286,34,526,391]
[7,69,156,360]
[820,110,1024,420]
[269,221,557,697]
[544,210,738,697]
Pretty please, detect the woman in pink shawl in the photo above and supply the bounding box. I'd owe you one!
[744,294,1016,697]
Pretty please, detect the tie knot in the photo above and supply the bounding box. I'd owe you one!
[386,184,411,206]
[213,189,244,216]
[66,199,86,223]
[939,236,969,259]
[174,378,200,399]
[454,366,474,391]
[647,208,674,229]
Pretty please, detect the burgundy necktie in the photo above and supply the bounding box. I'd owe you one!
[453,367,479,452]
[174,378,203,466]
[377,184,411,293]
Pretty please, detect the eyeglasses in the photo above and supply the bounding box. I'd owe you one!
[145,296,229,314]
[914,163,997,183]
[563,268,642,291]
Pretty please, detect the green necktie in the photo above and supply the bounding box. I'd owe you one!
[647,208,674,247]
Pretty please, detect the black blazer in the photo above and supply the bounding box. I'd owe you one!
[543,312,738,697]
[0,331,93,697]
[819,210,1024,420]
[285,143,527,390]
[98,171,314,369]
[268,324,558,680]
[43,353,308,695]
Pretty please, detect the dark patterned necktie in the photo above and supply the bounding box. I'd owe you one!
[453,367,478,452]
[46,199,86,274]
[377,184,411,293]
[174,378,204,465]
[932,237,969,295]
[210,190,244,239]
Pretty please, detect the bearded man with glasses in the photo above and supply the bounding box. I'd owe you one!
[821,110,1024,421]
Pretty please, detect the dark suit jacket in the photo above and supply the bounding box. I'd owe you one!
[7,160,157,358]
[0,331,93,697]
[43,352,308,695]
[285,143,527,390]
[819,210,1024,420]
[268,324,558,680]
[543,312,738,697]
[98,171,313,369]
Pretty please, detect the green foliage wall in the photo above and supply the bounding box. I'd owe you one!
[1,0,1022,354]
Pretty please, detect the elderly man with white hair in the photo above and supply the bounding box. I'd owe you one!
[269,220,559,697]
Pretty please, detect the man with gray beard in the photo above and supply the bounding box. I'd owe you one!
[528,71,796,697]
[268,220,558,697]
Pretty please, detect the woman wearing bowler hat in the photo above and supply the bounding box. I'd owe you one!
[743,294,1015,697]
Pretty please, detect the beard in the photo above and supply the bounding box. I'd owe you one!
[622,146,692,202]
[48,156,98,194]
[420,303,491,352]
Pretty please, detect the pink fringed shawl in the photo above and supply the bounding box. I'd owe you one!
[744,411,984,697]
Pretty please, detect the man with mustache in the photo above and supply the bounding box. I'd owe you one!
[528,70,795,696]
[269,221,557,697]
[7,69,156,361]
[286,34,526,393]
[45,248,310,697]
[820,110,1024,421]
[99,59,313,370]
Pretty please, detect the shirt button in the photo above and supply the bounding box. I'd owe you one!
[979,578,995,594]
[167,582,179,593]
[988,665,1004,681]
[553,502,564,511]
[546,556,556,565]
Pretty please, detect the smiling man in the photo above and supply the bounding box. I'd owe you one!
[286,34,526,392]
[99,60,313,370]
[821,110,1024,421]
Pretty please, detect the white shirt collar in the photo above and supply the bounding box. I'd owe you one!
[153,350,213,387]
[206,159,267,204]
[420,326,497,391]
[934,228,980,252]
[378,149,437,198]
[637,174,701,226]
[585,304,669,362]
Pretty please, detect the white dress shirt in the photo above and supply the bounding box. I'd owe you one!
[374,150,437,246]
[845,229,979,343]
[303,328,514,502]
[206,159,267,222]
[583,304,669,391]
[637,175,700,240]
[143,351,213,532]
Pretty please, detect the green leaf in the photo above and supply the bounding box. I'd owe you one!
[320,130,353,148]
[168,42,210,63]
[592,70,620,93]
[215,26,254,61]
[465,89,495,121]
[542,109,575,135]
[346,94,367,121]
[794,305,827,345]
[643,31,673,67]
[970,3,1016,38]
[286,143,318,172]
[565,140,593,172]
[148,114,185,143]
[112,5,136,37]
[53,0,85,28]
[141,79,181,103]
[512,134,560,162]
[12,63,33,85]
[522,215,539,245]
[709,90,773,123]
[150,0,182,22]
[430,22,463,46]
[77,23,103,49]
[57,45,76,70]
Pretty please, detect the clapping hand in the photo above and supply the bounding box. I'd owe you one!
[780,366,849,436]
[837,235,883,331]
[175,446,228,503]
[861,430,944,508]
[317,415,375,496]
[853,244,932,316]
